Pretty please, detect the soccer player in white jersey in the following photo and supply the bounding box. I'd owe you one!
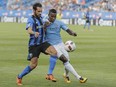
[44,9,87,83]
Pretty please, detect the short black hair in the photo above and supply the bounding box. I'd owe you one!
[49,9,57,14]
[33,3,42,10]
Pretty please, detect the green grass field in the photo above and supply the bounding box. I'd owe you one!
[0,23,116,87]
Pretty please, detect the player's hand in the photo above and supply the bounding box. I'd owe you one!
[66,29,77,36]
[34,32,40,38]
[72,32,77,36]
[44,21,51,27]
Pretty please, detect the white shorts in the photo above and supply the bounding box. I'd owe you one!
[53,42,70,61]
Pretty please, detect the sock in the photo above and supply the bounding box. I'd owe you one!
[48,56,57,74]
[18,66,32,79]
[64,62,81,80]
[64,68,69,77]
[84,23,86,29]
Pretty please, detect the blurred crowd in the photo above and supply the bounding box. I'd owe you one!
[0,0,116,12]
[88,0,116,12]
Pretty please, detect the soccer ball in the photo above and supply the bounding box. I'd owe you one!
[64,40,76,52]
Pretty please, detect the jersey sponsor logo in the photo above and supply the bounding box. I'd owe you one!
[37,25,43,29]
[99,19,112,26]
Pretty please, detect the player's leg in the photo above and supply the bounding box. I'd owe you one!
[46,55,57,82]
[17,57,38,85]
[16,46,40,85]
[45,45,57,56]
[87,22,90,30]
[42,42,57,82]
[48,56,57,74]
[59,55,87,83]
[18,57,38,77]
[53,43,82,83]
[63,67,71,83]
[84,22,87,29]
[44,42,87,83]
[16,65,33,86]
[59,54,81,79]
[60,43,71,83]
[53,43,80,83]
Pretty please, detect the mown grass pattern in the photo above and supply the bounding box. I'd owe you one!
[0,23,116,87]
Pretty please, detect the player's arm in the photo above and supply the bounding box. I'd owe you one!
[26,17,39,37]
[27,27,39,38]
[66,29,77,36]
[43,15,51,30]
[44,21,51,28]
[60,21,77,37]
[43,19,51,32]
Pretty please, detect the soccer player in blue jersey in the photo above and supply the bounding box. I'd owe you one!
[84,8,91,30]
[44,9,87,83]
[16,3,58,85]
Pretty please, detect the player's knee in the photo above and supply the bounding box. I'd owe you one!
[51,47,57,55]
[59,54,68,63]
[30,57,38,69]
[30,63,37,69]
[47,46,57,56]
[51,49,57,55]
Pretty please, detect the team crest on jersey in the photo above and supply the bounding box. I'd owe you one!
[53,23,59,29]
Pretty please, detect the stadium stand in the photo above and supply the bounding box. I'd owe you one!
[0,0,116,26]
[0,0,116,12]
[87,0,116,12]
[0,0,7,10]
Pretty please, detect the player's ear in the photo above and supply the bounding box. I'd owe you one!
[33,9,36,14]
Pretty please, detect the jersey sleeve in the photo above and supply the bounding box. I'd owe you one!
[60,21,68,31]
[26,17,33,30]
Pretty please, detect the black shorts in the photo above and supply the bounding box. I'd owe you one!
[86,20,90,23]
[27,42,51,61]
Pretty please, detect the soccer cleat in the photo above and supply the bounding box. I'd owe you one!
[79,77,87,83]
[16,77,22,86]
[63,74,71,83]
[46,74,57,82]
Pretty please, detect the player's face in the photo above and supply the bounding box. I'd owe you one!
[48,12,56,22]
[34,7,42,17]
